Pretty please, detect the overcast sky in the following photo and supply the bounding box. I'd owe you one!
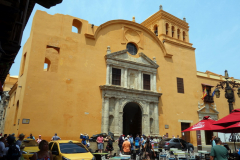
[10,0,240,79]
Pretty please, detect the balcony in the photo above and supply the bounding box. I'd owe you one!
[204,95,214,103]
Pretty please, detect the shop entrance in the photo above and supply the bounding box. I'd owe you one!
[123,102,142,137]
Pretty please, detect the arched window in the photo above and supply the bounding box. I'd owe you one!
[14,101,19,125]
[154,25,158,36]
[127,43,138,55]
[165,23,169,35]
[177,29,180,39]
[72,19,82,34]
[172,26,175,38]
[183,31,186,41]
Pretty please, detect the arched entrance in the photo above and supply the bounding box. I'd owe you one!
[123,102,142,137]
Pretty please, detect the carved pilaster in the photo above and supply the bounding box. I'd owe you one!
[114,98,120,134]
[138,70,142,90]
[102,97,110,133]
[154,102,159,135]
[124,68,128,88]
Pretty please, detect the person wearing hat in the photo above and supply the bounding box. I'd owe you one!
[122,137,131,155]
[36,135,42,144]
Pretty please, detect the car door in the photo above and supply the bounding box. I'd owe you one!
[172,139,182,149]
[49,142,54,150]
[180,139,188,149]
[51,142,62,160]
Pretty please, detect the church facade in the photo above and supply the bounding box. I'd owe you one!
[2,8,240,147]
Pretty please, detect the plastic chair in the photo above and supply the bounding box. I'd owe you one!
[176,153,187,160]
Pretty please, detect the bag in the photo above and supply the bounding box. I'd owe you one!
[108,140,112,146]
[6,144,21,160]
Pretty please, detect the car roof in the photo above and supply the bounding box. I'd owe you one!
[51,140,81,143]
[23,138,35,141]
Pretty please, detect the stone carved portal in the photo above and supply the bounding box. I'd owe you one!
[123,102,142,137]
[100,49,162,137]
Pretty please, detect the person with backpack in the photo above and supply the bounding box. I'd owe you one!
[5,136,21,160]
[135,134,140,154]
[105,136,114,156]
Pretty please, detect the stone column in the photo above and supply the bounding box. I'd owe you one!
[154,102,159,135]
[138,71,142,90]
[124,68,128,88]
[102,97,110,133]
[106,64,110,85]
[153,73,157,92]
[151,74,154,91]
[145,102,150,135]
[119,112,123,135]
[114,98,120,134]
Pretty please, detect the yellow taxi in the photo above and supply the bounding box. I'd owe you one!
[49,140,95,160]
[22,138,39,160]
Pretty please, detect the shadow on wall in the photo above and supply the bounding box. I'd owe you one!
[158,98,163,115]
[165,56,173,63]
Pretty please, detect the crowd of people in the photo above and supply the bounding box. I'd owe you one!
[94,134,161,160]
[0,133,63,160]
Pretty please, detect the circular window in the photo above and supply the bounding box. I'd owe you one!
[126,43,137,55]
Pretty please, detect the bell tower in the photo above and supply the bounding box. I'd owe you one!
[141,5,192,47]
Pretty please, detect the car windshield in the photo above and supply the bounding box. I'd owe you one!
[59,143,88,154]
[22,140,38,147]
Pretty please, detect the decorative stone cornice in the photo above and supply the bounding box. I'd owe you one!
[105,49,159,69]
[141,10,189,31]
[100,85,162,97]
[163,39,195,50]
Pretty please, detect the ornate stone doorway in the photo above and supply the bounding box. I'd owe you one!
[123,102,142,137]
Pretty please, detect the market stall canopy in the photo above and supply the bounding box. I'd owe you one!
[182,116,226,132]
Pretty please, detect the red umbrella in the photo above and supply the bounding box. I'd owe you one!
[224,122,240,133]
[213,109,240,127]
[182,116,226,132]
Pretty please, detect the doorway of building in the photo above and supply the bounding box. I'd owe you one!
[205,131,213,145]
[123,102,142,137]
[181,122,190,142]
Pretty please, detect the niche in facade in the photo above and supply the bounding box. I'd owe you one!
[44,46,60,72]
[72,19,82,34]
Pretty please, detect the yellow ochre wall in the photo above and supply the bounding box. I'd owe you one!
[4,10,240,147]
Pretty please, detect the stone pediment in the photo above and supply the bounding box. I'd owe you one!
[198,103,219,114]
[105,49,159,69]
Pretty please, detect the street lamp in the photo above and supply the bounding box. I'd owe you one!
[214,70,240,114]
